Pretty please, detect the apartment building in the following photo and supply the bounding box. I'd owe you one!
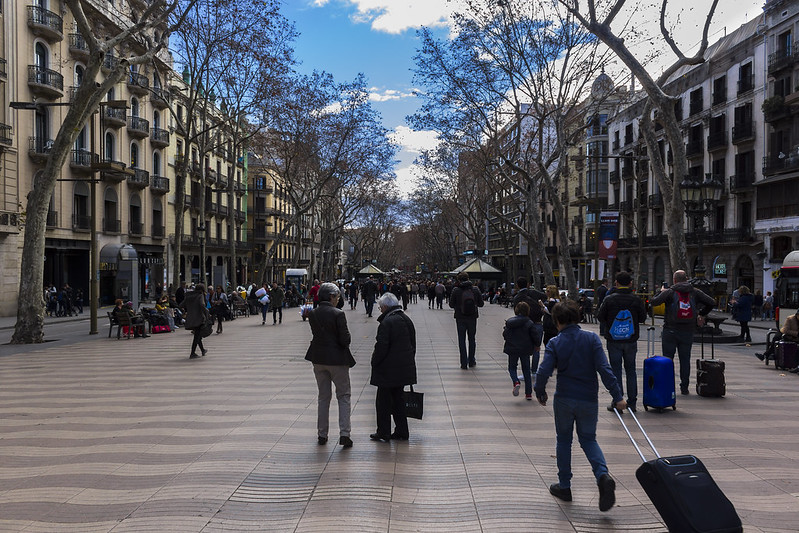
[607,16,766,297]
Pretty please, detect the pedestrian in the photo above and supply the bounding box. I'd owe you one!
[305,283,355,448]
[183,284,209,359]
[533,300,625,512]
[596,271,648,413]
[369,292,417,443]
[595,279,609,309]
[763,291,774,320]
[427,281,436,309]
[435,280,445,309]
[308,279,321,309]
[257,283,270,325]
[512,277,547,373]
[734,285,753,343]
[361,276,378,317]
[348,280,359,310]
[449,272,484,369]
[542,284,560,347]
[504,301,539,400]
[650,270,716,395]
[210,285,228,334]
[270,282,284,324]
[753,289,763,321]
[175,281,186,307]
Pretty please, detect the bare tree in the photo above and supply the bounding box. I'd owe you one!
[559,0,721,272]
[12,0,197,344]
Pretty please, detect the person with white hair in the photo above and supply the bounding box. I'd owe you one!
[369,292,417,443]
[305,282,355,448]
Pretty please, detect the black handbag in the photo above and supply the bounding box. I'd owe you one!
[403,385,424,420]
[199,317,213,338]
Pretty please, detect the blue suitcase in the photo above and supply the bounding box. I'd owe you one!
[642,327,676,412]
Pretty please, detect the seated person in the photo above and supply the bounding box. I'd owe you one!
[113,299,148,338]
[756,311,799,364]
[155,295,177,330]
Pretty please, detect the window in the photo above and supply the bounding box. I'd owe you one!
[712,76,726,105]
[105,132,115,160]
[153,110,160,129]
[35,42,48,69]
[738,63,754,94]
[131,97,139,117]
[131,142,139,168]
[153,152,161,176]
[689,88,703,116]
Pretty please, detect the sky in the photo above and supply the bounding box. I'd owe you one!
[279,0,761,197]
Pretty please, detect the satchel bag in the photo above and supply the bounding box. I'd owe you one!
[403,385,424,420]
[199,317,213,338]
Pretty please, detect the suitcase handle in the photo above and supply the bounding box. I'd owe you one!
[646,326,655,359]
[613,408,661,462]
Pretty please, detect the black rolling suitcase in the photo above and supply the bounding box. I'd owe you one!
[613,409,742,533]
[696,328,725,397]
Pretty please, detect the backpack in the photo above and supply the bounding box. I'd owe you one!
[608,309,635,340]
[674,292,695,323]
[520,289,544,322]
[460,287,477,316]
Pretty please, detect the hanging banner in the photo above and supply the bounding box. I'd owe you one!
[599,211,620,260]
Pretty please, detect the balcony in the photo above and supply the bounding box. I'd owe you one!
[183,194,200,211]
[127,116,150,137]
[152,224,165,239]
[235,182,247,195]
[206,201,218,216]
[737,75,754,96]
[729,174,755,192]
[129,221,144,236]
[712,91,726,107]
[764,103,793,123]
[647,192,663,209]
[103,106,126,128]
[96,159,131,183]
[609,170,619,184]
[205,168,217,185]
[217,173,229,188]
[706,131,727,151]
[127,168,150,189]
[72,214,90,232]
[0,124,12,147]
[685,138,704,158]
[102,53,119,72]
[150,176,169,194]
[732,121,755,144]
[127,71,149,95]
[28,137,53,163]
[150,87,170,109]
[621,165,634,179]
[619,200,632,214]
[234,209,245,222]
[689,100,704,117]
[27,6,63,42]
[103,218,121,234]
[568,244,583,256]
[69,149,97,173]
[768,46,796,75]
[46,211,59,228]
[763,154,799,175]
[68,33,89,59]
[218,205,229,217]
[249,229,277,242]
[27,65,64,99]
[150,127,169,147]
[182,235,200,248]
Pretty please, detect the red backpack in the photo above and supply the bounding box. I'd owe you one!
[675,292,695,323]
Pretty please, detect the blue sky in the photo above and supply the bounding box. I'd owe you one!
[279,1,757,196]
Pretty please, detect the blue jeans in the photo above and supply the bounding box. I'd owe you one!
[553,396,608,488]
[661,328,693,391]
[607,341,638,406]
[365,299,375,316]
[507,352,532,395]
[456,318,477,367]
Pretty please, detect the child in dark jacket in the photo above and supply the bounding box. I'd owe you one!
[504,301,542,400]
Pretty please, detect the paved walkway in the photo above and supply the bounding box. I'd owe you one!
[0,301,796,532]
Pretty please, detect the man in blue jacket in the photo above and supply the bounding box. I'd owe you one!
[534,300,625,512]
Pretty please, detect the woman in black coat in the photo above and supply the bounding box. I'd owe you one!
[370,292,417,442]
[183,284,210,359]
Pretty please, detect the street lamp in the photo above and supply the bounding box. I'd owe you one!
[679,173,724,280]
[197,223,206,286]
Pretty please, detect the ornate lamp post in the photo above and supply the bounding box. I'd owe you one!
[197,223,206,286]
[679,173,724,283]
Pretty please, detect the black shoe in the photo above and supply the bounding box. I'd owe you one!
[549,483,572,502]
[369,433,390,443]
[789,367,799,373]
[628,404,637,413]
[468,360,476,368]
[681,388,689,396]
[390,433,409,441]
[318,436,327,445]
[598,474,616,512]
[755,352,765,361]
[461,365,468,370]
[201,349,207,357]
[189,353,199,359]
[339,436,353,448]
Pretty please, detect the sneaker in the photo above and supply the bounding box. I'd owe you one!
[512,382,521,396]
[598,474,616,512]
[525,394,532,401]
[549,483,572,502]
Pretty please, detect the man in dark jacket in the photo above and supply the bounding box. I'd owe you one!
[650,269,716,395]
[305,283,355,448]
[183,285,209,359]
[369,292,417,443]
[596,271,647,412]
[361,276,378,317]
[449,272,485,369]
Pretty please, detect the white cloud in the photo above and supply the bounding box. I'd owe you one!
[368,87,415,102]
[393,164,420,197]
[343,0,465,34]
[390,125,438,155]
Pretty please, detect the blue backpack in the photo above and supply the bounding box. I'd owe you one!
[609,309,635,340]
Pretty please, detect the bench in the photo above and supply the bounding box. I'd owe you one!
[107,311,146,339]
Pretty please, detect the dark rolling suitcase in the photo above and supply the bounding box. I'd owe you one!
[613,409,743,533]
[696,328,725,397]
[774,340,798,370]
[642,327,676,412]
